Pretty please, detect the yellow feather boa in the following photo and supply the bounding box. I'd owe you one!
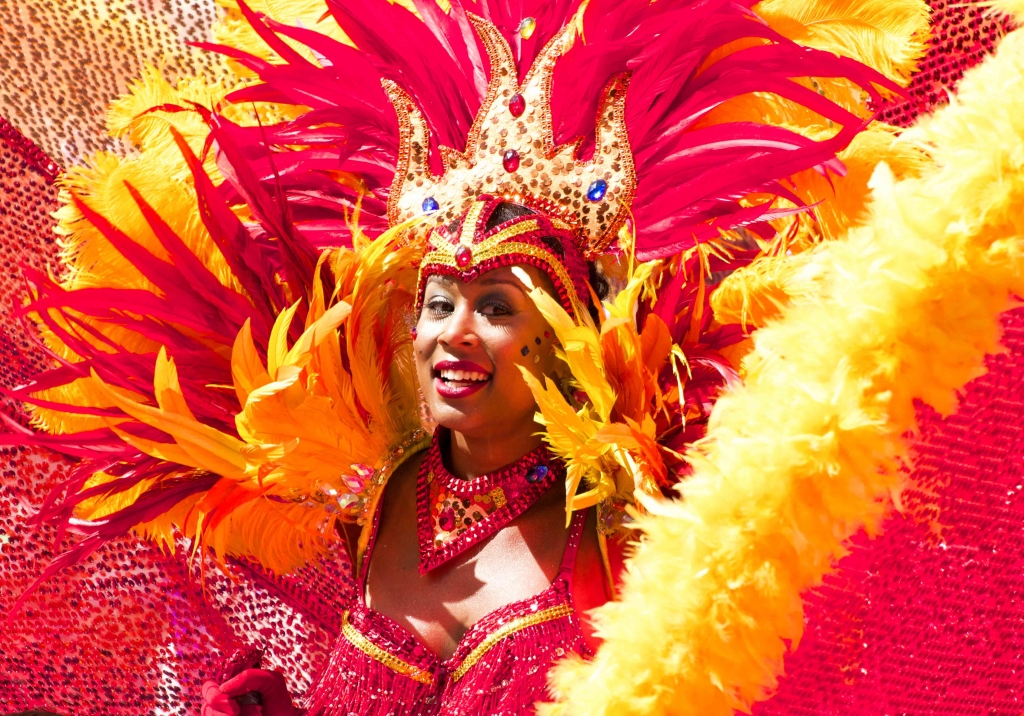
[543,25,1024,716]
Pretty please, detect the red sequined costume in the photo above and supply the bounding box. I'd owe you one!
[1,1,1023,715]
[305,509,590,715]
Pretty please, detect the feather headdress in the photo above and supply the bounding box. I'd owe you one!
[4,0,928,607]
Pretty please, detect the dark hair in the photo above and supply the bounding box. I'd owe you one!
[587,261,609,302]
[485,202,534,230]
[586,261,610,325]
[485,201,609,319]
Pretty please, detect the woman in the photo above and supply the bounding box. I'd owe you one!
[204,202,614,715]
[6,0,901,713]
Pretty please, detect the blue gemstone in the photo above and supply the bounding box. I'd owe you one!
[422,196,439,213]
[526,465,549,483]
[586,179,608,202]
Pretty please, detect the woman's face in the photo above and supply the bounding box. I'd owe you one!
[413,265,562,440]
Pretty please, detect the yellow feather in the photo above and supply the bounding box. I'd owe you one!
[754,0,931,86]
[267,302,301,378]
[712,124,930,335]
[545,25,1024,716]
[988,0,1024,23]
[153,347,198,421]
[518,369,601,518]
[74,472,160,521]
[108,426,205,470]
[513,267,617,421]
[231,319,272,406]
[90,364,252,479]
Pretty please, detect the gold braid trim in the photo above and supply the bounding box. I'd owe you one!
[341,610,436,686]
[450,603,574,682]
[423,238,587,321]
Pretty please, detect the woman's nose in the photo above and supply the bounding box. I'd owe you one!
[437,303,479,348]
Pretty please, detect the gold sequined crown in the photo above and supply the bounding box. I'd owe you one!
[384,14,636,256]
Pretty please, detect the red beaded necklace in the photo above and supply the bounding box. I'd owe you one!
[416,430,562,574]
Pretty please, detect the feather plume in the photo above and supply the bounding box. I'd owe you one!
[987,0,1024,23]
[197,0,910,255]
[516,261,701,522]
[544,25,1024,716]
[754,0,931,86]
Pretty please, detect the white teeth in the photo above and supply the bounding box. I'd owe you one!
[439,369,489,382]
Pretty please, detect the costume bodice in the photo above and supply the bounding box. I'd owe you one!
[302,496,592,715]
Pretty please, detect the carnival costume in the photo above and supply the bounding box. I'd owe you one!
[4,0,1024,714]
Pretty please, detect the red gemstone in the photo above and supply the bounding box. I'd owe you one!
[503,149,520,173]
[455,244,473,267]
[509,93,525,117]
[438,507,456,531]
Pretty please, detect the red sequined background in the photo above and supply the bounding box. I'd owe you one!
[0,2,1021,714]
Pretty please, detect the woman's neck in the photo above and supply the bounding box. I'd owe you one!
[444,426,543,480]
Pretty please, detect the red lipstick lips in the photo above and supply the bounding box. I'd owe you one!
[433,360,492,399]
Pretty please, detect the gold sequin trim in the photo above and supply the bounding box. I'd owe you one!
[458,200,488,246]
[383,14,636,251]
[341,610,435,686]
[423,239,586,320]
[472,218,542,254]
[490,486,507,508]
[450,603,574,682]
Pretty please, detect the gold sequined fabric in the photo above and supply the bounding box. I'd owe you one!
[0,0,226,166]
[386,15,634,253]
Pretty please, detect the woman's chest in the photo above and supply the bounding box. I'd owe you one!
[364,472,569,658]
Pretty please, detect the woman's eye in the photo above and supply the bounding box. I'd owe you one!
[480,300,513,317]
[425,298,454,316]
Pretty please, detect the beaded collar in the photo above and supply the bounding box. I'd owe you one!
[417,430,562,574]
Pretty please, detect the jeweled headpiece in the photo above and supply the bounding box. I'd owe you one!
[385,14,634,256]
[415,196,591,317]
